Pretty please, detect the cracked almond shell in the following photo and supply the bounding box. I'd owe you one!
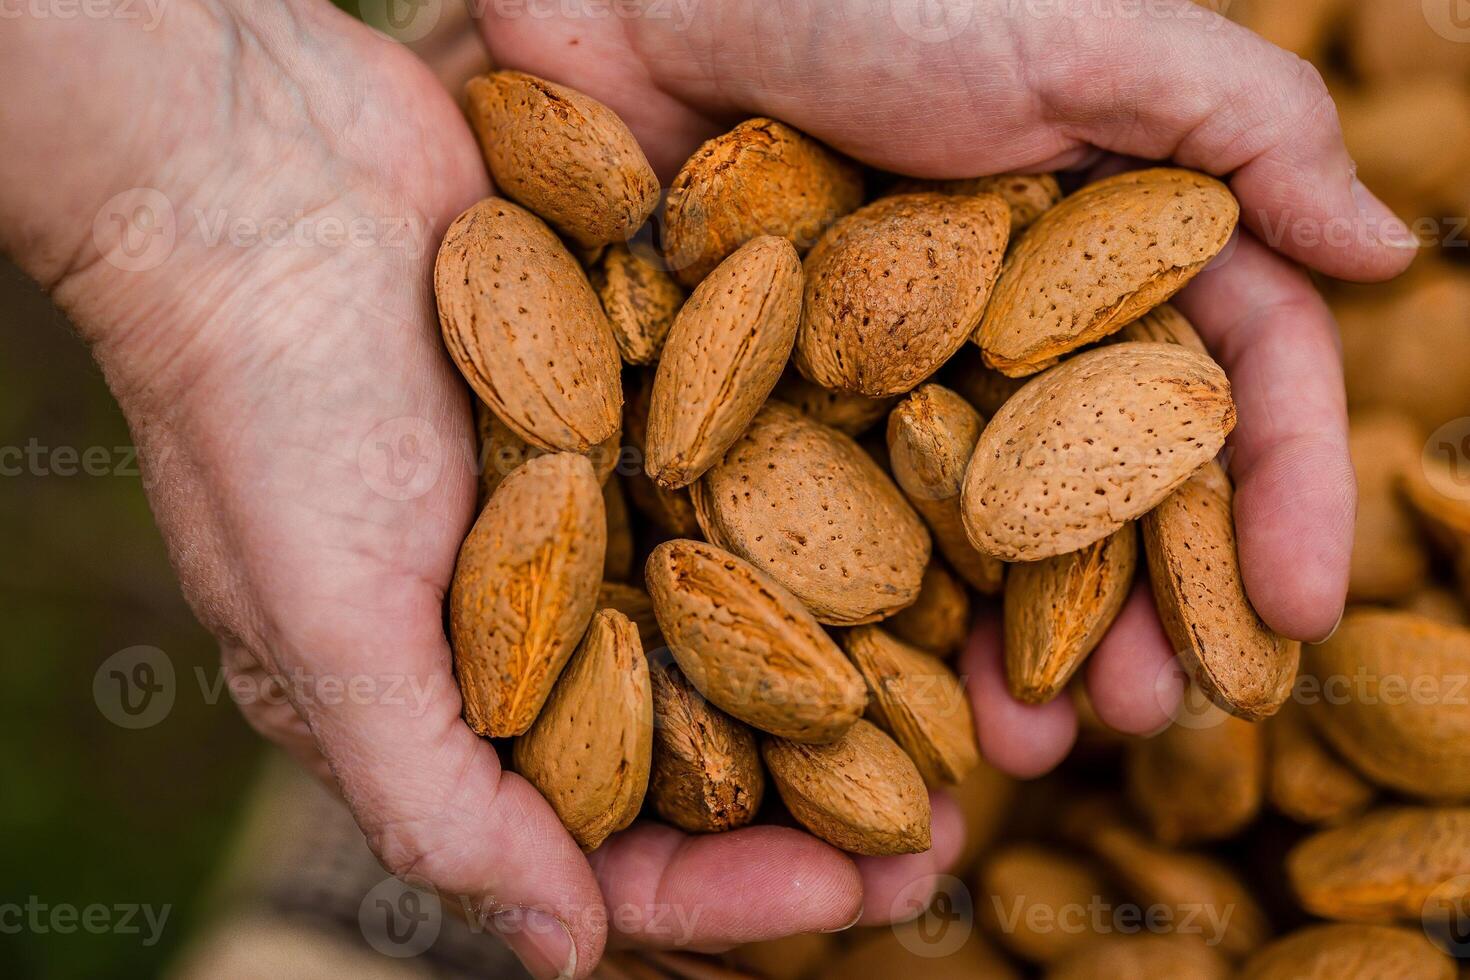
[436,198,622,452]
[977,168,1238,377]
[962,343,1235,562]
[644,538,866,743]
[763,719,931,856]
[646,236,802,488]
[795,193,1009,397]
[512,609,652,851]
[464,71,658,248]
[450,453,606,737]
[692,401,930,625]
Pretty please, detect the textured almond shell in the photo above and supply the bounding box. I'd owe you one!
[942,345,1027,417]
[844,626,979,786]
[621,372,701,536]
[886,561,972,657]
[648,660,765,833]
[436,198,622,452]
[590,243,686,365]
[1303,609,1470,801]
[976,844,1109,965]
[645,236,802,488]
[1125,705,1265,845]
[962,343,1236,562]
[1348,411,1427,602]
[512,609,652,851]
[464,71,658,248]
[596,581,660,650]
[795,193,1009,397]
[978,168,1239,377]
[773,369,896,436]
[601,478,633,582]
[1267,701,1376,827]
[692,401,931,625]
[1115,302,1209,355]
[474,400,620,503]
[1287,807,1470,922]
[664,118,864,287]
[763,719,932,856]
[644,538,867,742]
[1004,525,1137,704]
[450,453,606,737]
[1239,924,1455,980]
[889,172,1063,232]
[886,384,1005,594]
[1046,934,1230,980]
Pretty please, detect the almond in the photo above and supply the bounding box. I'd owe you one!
[664,118,863,287]
[691,402,931,625]
[1046,935,1230,980]
[977,169,1238,377]
[450,453,605,737]
[1302,609,1470,801]
[590,242,686,365]
[963,344,1236,562]
[513,609,652,851]
[1402,455,1470,603]
[1114,302,1209,355]
[1287,806,1470,922]
[762,718,931,855]
[886,384,1005,594]
[464,71,658,248]
[773,369,896,436]
[1143,462,1299,720]
[1005,525,1136,704]
[844,625,979,786]
[886,560,972,657]
[1349,0,1470,87]
[728,934,837,980]
[795,193,1010,396]
[436,198,622,452]
[644,538,866,742]
[816,923,1017,980]
[1126,704,1265,845]
[976,844,1109,964]
[622,372,700,536]
[1266,701,1375,827]
[1348,411,1428,602]
[602,478,634,582]
[941,345,1026,416]
[645,236,802,488]
[648,658,765,833]
[889,172,1063,232]
[474,399,620,502]
[596,581,661,650]
[1239,924,1455,980]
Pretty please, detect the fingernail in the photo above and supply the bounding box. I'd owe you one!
[492,908,576,980]
[1350,176,1419,251]
[821,905,865,933]
[1310,607,1346,645]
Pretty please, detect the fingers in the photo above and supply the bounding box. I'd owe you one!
[1174,232,1355,642]
[961,605,1078,778]
[588,822,863,950]
[850,790,966,926]
[1083,582,1185,736]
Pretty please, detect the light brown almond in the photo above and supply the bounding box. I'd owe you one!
[1115,302,1209,354]
[726,934,837,980]
[644,538,866,742]
[889,172,1063,232]
[1402,455,1470,603]
[646,237,802,488]
[1143,461,1298,720]
[1348,411,1428,602]
[886,561,972,657]
[796,193,1010,397]
[773,369,896,436]
[1287,806,1470,922]
[1212,0,1345,61]
[513,609,652,851]
[844,625,979,786]
[648,659,764,833]
[1045,934,1230,980]
[817,923,1018,980]
[464,71,658,248]
[976,844,1110,964]
[596,581,661,650]
[622,372,701,536]
[590,242,686,365]
[450,453,605,737]
[941,345,1027,416]
[978,169,1238,377]
[602,477,634,582]
[1349,0,1470,85]
[762,719,931,855]
[887,384,1005,594]
[1267,701,1376,826]
[963,344,1236,562]
[1005,525,1137,704]
[952,761,1017,870]
[1126,704,1265,845]
[1239,924,1455,980]
[436,198,622,452]
[664,118,863,287]
[1303,609,1470,801]
[1401,586,1469,626]
[692,402,930,625]
[475,399,620,503]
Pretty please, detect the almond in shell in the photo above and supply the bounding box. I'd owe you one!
[450,453,605,737]
[692,401,931,625]
[437,198,622,452]
[1266,701,1375,827]
[763,718,931,855]
[773,369,895,436]
[644,538,866,742]
[796,193,1010,397]
[1348,410,1427,602]
[1238,924,1455,980]
[976,844,1110,964]
[513,609,652,851]
[977,169,1238,377]
[475,399,620,503]
[596,581,661,650]
[1126,703,1265,845]
[886,560,972,657]
[590,242,686,365]
[888,172,1063,232]
[645,236,802,488]
[464,71,658,248]
[963,343,1236,562]
[622,372,701,536]
[1114,302,1209,354]
[1045,934,1230,980]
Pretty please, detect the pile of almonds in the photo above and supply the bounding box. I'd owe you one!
[432,6,1470,967]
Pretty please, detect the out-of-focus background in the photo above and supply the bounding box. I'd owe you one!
[5,1,1470,978]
